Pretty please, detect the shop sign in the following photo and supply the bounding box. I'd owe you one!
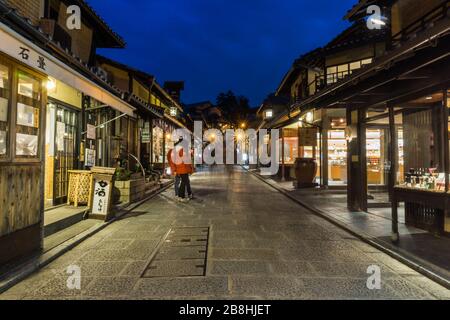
[0,26,135,116]
[141,122,151,143]
[90,167,116,221]
[299,128,317,147]
[85,148,96,167]
[86,124,96,140]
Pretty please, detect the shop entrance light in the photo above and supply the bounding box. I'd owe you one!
[46,77,56,91]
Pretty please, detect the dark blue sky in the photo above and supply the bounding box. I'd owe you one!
[90,0,356,106]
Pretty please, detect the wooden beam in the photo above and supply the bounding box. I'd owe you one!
[389,105,399,242]
[309,41,450,110]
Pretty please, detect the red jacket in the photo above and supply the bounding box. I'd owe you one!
[167,147,193,175]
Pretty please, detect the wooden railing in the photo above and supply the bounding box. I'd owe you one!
[391,1,450,47]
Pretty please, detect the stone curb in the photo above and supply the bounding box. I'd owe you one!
[0,181,174,295]
[245,168,450,290]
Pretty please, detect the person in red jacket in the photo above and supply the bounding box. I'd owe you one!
[167,140,181,199]
[169,139,194,202]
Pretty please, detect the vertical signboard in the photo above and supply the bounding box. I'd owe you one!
[90,167,116,221]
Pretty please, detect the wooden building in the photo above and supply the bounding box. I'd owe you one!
[262,18,387,185]
[261,0,449,235]
[96,56,187,175]
[0,0,136,266]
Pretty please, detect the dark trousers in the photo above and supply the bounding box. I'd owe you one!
[179,174,192,198]
[174,175,181,196]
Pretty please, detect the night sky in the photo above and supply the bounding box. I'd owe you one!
[90,0,357,106]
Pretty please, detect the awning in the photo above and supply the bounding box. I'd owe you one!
[0,22,136,117]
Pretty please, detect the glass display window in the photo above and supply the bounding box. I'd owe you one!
[152,125,164,163]
[0,63,10,158]
[164,127,176,165]
[328,129,347,185]
[395,93,445,191]
[280,137,298,164]
[366,129,387,186]
[15,70,42,158]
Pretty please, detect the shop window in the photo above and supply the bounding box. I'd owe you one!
[280,137,298,165]
[164,128,175,165]
[152,125,164,163]
[366,129,387,186]
[349,61,361,71]
[0,63,10,158]
[15,71,42,158]
[328,130,347,185]
[326,58,374,85]
[326,66,337,85]
[396,95,444,191]
[337,64,349,80]
[361,58,373,66]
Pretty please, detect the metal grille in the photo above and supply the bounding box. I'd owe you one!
[405,203,444,234]
[141,227,210,278]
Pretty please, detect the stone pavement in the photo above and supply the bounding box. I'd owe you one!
[0,166,449,300]
[255,174,450,285]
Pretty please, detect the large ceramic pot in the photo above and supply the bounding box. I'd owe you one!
[294,158,318,184]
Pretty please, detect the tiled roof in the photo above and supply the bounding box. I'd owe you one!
[324,20,387,53]
[77,0,126,48]
[0,1,129,105]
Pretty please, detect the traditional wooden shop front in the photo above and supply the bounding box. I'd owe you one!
[289,4,450,235]
[0,18,135,266]
[262,18,387,187]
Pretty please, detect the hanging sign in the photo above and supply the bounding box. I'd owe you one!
[141,122,151,143]
[299,128,317,147]
[90,167,116,221]
[85,148,96,167]
[86,124,96,140]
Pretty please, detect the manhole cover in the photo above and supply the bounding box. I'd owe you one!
[141,227,210,278]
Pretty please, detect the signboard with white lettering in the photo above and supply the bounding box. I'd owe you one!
[141,122,151,143]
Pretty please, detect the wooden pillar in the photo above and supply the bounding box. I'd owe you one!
[322,111,329,187]
[442,90,450,233]
[281,128,286,181]
[347,107,368,211]
[162,123,166,177]
[389,105,399,242]
[150,117,154,170]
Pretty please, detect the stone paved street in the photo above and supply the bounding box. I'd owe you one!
[1,166,449,300]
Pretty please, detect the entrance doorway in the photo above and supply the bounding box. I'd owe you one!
[44,102,80,207]
[366,127,391,207]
